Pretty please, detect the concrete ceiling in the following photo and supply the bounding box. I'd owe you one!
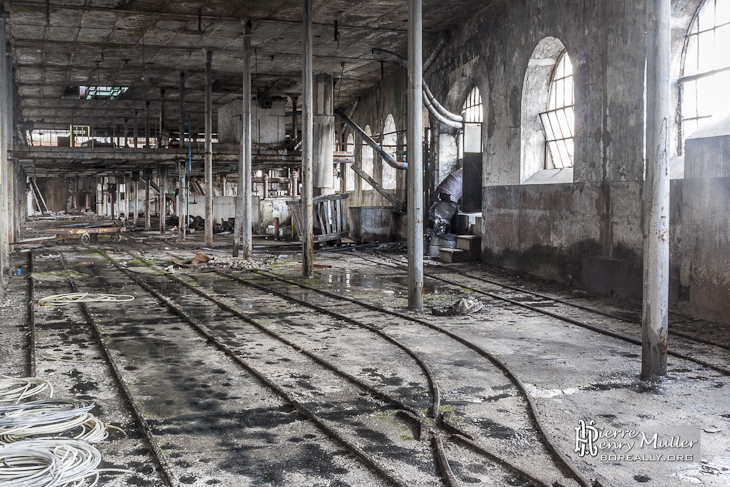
[8,0,494,136]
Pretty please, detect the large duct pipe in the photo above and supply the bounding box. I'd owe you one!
[423,32,449,72]
[334,109,407,170]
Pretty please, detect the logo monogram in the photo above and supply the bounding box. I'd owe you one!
[575,419,599,457]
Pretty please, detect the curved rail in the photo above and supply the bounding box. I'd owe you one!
[353,251,730,376]
[120,249,556,487]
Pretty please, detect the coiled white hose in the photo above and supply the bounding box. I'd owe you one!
[0,401,119,444]
[38,293,135,307]
[0,439,131,486]
[0,377,53,405]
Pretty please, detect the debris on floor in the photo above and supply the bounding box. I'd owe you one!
[30,270,88,282]
[432,298,484,316]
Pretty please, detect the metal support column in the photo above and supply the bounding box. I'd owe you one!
[115,178,121,220]
[235,20,253,258]
[204,48,213,246]
[159,165,167,234]
[0,19,8,280]
[301,0,314,277]
[133,110,138,149]
[96,178,103,216]
[144,168,152,230]
[133,171,139,226]
[407,0,424,310]
[159,88,165,148]
[122,173,129,220]
[123,118,128,147]
[145,100,150,148]
[641,0,670,380]
[178,161,186,240]
[179,72,185,149]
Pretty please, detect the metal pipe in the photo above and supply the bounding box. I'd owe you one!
[641,0,670,380]
[0,19,8,280]
[237,19,253,258]
[334,109,407,170]
[407,0,424,311]
[423,32,449,72]
[204,48,213,246]
[423,83,462,123]
[301,0,314,277]
[371,47,463,127]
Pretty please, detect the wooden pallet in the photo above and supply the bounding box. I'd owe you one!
[288,193,349,243]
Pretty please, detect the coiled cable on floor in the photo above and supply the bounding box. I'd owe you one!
[38,293,135,307]
[0,400,119,444]
[0,377,53,405]
[0,439,131,486]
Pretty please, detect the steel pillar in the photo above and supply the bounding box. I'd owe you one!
[313,73,334,194]
[204,49,213,246]
[145,100,150,148]
[122,173,129,220]
[96,178,103,215]
[641,0,670,380]
[235,20,253,258]
[407,0,424,310]
[0,19,8,280]
[133,110,139,149]
[301,0,314,277]
[144,168,152,230]
[178,161,186,240]
[159,165,167,234]
[133,171,139,226]
[179,72,185,149]
[159,88,165,149]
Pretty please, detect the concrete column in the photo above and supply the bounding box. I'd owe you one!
[114,179,121,219]
[96,178,103,215]
[133,171,139,226]
[123,118,128,147]
[407,0,424,310]
[235,20,253,258]
[301,0,314,277]
[291,94,299,141]
[145,101,150,148]
[159,88,165,148]
[159,165,167,234]
[122,173,129,220]
[178,161,186,240]
[313,73,334,194]
[133,110,139,148]
[144,168,152,230]
[641,0,670,380]
[0,19,8,279]
[179,72,185,149]
[204,49,214,246]
[6,46,14,245]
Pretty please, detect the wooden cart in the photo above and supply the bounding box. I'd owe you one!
[44,225,125,245]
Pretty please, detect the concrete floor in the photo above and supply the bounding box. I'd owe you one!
[1,218,729,487]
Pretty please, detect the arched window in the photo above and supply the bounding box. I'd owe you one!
[458,86,483,158]
[539,51,574,169]
[382,115,397,190]
[362,125,374,190]
[680,0,730,147]
[345,133,355,191]
[521,37,575,183]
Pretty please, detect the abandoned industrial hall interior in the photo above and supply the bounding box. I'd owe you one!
[1,0,730,485]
